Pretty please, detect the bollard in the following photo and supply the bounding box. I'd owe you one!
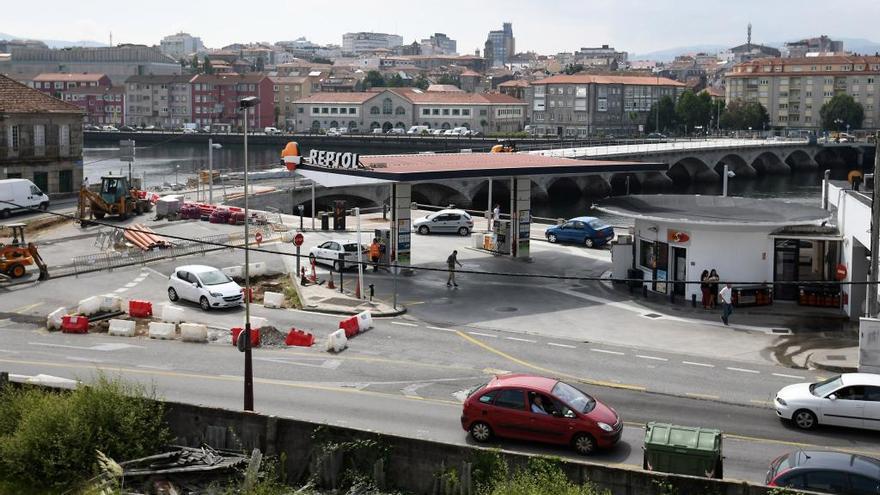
[642,285,648,298]
[691,293,697,308]
[369,283,375,302]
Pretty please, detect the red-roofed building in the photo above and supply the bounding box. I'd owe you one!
[526,74,686,137]
[190,73,274,130]
[31,72,112,100]
[63,85,125,126]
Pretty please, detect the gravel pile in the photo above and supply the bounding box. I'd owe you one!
[257,326,287,347]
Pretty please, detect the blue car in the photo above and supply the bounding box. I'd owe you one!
[545,216,615,248]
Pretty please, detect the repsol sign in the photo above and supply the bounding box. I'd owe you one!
[308,150,362,169]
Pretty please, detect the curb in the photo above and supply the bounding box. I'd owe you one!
[298,305,407,318]
[806,354,859,374]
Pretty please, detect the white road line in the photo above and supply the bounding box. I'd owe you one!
[547,342,576,349]
[124,282,138,288]
[772,372,805,380]
[727,366,760,374]
[468,331,498,338]
[426,326,457,333]
[590,348,625,355]
[114,288,128,293]
[686,392,720,400]
[391,321,418,327]
[506,337,537,343]
[636,354,668,361]
[682,361,715,368]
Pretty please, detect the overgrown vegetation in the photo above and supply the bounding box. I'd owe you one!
[477,456,608,495]
[0,375,171,494]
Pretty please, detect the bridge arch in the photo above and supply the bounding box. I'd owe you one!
[470,180,511,209]
[609,173,643,195]
[667,156,716,184]
[785,149,817,171]
[412,183,470,208]
[751,151,790,175]
[714,154,756,179]
[546,177,582,202]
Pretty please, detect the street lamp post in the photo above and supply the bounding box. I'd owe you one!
[239,96,260,412]
[208,140,222,204]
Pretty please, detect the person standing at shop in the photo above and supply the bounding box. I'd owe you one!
[708,269,720,309]
[719,283,733,325]
[700,270,711,309]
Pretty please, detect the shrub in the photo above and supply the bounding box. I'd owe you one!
[0,375,171,493]
[480,457,608,495]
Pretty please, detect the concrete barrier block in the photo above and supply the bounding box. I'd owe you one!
[222,266,243,279]
[161,304,185,324]
[246,316,268,330]
[108,319,136,337]
[99,294,123,312]
[325,329,348,353]
[149,322,176,340]
[356,310,373,332]
[280,230,295,243]
[249,262,267,277]
[180,323,208,343]
[263,291,284,309]
[47,307,67,330]
[77,296,103,316]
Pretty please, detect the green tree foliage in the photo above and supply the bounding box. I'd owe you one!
[436,74,460,88]
[480,457,607,495]
[414,75,430,90]
[363,70,386,89]
[820,93,865,130]
[0,376,171,493]
[386,73,405,87]
[719,99,770,130]
[310,56,332,65]
[645,96,677,133]
[675,90,712,133]
[564,64,585,75]
[203,56,214,75]
[190,54,199,71]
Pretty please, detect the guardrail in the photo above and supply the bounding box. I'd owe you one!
[71,233,233,276]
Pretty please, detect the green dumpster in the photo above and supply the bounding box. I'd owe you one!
[643,422,723,479]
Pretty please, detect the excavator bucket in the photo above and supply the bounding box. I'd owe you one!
[28,243,49,281]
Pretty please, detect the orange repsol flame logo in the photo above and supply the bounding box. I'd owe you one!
[281,142,301,171]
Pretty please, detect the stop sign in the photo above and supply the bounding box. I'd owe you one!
[294,232,304,247]
[255,232,263,244]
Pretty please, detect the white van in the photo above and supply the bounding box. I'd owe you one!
[264,126,281,135]
[407,125,430,135]
[0,179,50,218]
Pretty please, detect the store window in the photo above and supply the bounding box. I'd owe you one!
[639,240,656,269]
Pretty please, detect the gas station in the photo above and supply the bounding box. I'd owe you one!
[281,143,667,270]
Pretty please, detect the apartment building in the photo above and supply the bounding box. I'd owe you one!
[526,74,685,137]
[190,73,274,130]
[725,55,880,129]
[125,75,193,129]
[268,76,311,129]
[31,73,112,99]
[65,85,125,126]
[342,32,404,54]
[160,32,204,60]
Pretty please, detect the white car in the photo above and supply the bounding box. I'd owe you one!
[167,265,243,311]
[774,373,880,431]
[308,240,367,272]
[102,125,119,132]
[430,129,444,136]
[413,209,474,236]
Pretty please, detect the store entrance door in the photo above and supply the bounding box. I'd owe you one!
[774,239,799,300]
[673,247,687,297]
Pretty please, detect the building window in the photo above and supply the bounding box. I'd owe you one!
[7,125,19,151]
[480,109,487,116]
[443,109,450,115]
[312,107,320,114]
[321,107,329,114]
[432,109,440,115]
[370,106,380,114]
[298,108,304,114]
[33,124,45,156]
[452,109,460,116]
[330,107,338,114]
[382,98,393,114]
[349,108,356,114]
[59,124,69,149]
[462,109,470,116]
[422,109,430,116]
[395,106,405,115]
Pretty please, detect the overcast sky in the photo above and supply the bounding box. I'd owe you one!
[4,0,879,55]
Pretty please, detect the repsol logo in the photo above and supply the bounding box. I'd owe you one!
[308,150,362,169]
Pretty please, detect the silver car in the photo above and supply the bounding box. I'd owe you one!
[308,239,367,271]
[413,209,474,236]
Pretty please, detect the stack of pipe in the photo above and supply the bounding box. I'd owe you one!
[125,224,172,251]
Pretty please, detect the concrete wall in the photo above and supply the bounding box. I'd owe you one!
[163,400,779,495]
[829,183,873,318]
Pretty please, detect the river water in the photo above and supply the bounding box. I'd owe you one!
[83,142,832,224]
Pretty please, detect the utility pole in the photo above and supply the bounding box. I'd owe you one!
[869,131,880,317]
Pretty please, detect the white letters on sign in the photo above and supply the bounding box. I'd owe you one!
[308,150,362,169]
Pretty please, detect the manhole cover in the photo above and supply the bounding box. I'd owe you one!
[643,313,662,319]
[495,307,518,312]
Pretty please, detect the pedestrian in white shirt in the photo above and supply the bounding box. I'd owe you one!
[718,283,733,325]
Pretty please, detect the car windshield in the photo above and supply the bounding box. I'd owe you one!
[588,220,608,229]
[811,375,843,397]
[551,381,596,413]
[198,270,232,286]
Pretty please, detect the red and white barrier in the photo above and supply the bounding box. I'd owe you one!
[108,319,136,337]
[339,315,359,338]
[99,294,123,312]
[285,328,314,347]
[356,310,373,332]
[160,304,185,324]
[231,327,260,347]
[61,315,89,333]
[263,291,284,309]
[77,296,103,316]
[325,329,348,353]
[47,307,66,330]
[128,300,153,318]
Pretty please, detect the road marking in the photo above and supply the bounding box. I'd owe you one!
[11,302,43,313]
[114,288,128,293]
[636,355,668,361]
[391,321,418,327]
[750,399,773,407]
[457,331,645,392]
[28,342,142,352]
[682,361,714,367]
[426,326,457,333]
[468,331,498,338]
[483,368,511,375]
[686,392,720,400]
[772,373,805,380]
[505,337,537,343]
[727,367,760,374]
[590,348,625,355]
[401,382,432,398]
[255,357,342,370]
[547,342,576,349]
[124,282,138,288]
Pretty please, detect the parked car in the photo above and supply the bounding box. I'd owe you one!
[386,128,405,135]
[442,129,459,136]
[766,450,880,494]
[336,127,350,135]
[101,125,119,132]
[545,216,614,248]
[646,132,666,139]
[461,373,622,455]
[264,126,281,135]
[167,265,243,311]
[774,373,880,431]
[326,128,341,137]
[308,240,367,272]
[372,128,384,134]
[407,125,430,135]
[119,125,137,132]
[0,178,49,218]
[413,209,473,236]
[430,129,444,136]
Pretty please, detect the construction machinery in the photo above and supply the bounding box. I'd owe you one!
[78,175,153,225]
[490,140,517,153]
[0,223,48,281]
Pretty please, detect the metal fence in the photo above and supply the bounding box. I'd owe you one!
[71,233,233,276]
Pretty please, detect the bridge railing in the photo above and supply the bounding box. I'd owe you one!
[528,137,810,158]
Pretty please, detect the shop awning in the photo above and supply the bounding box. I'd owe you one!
[769,225,842,241]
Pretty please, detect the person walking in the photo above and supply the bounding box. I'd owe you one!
[719,282,733,325]
[707,269,720,309]
[369,238,381,272]
[446,249,462,287]
[490,203,500,232]
[699,270,711,309]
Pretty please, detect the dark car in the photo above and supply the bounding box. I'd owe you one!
[119,125,137,132]
[461,374,622,455]
[544,216,614,248]
[647,132,666,139]
[766,450,880,494]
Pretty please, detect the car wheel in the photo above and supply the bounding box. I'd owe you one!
[0,209,9,219]
[469,422,493,443]
[418,225,430,235]
[39,202,49,211]
[793,409,818,430]
[167,287,179,302]
[572,433,596,455]
[199,296,211,311]
[548,234,558,243]
[584,237,595,248]
[333,260,343,273]
[458,226,470,236]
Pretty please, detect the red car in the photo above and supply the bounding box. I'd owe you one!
[460,374,622,455]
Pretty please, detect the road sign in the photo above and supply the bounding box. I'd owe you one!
[294,232,304,247]
[255,232,263,245]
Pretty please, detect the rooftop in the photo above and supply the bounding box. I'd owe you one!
[532,74,685,86]
[0,74,83,114]
[32,73,108,82]
[596,195,832,227]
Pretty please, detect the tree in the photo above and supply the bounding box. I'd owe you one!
[720,99,769,130]
[387,73,405,87]
[675,90,712,134]
[310,56,332,65]
[413,75,430,90]
[709,99,726,131]
[363,70,385,89]
[202,56,214,75]
[645,96,677,133]
[190,54,199,71]
[254,56,265,73]
[820,93,864,131]
[563,63,585,75]
[436,74,460,88]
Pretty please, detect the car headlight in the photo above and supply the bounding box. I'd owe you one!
[209,292,223,297]
[598,422,614,432]
[776,397,787,406]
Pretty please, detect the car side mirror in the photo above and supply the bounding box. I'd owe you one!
[564,410,576,419]
[828,394,837,401]
[551,410,562,418]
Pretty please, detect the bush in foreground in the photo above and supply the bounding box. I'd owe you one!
[480,457,608,495]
